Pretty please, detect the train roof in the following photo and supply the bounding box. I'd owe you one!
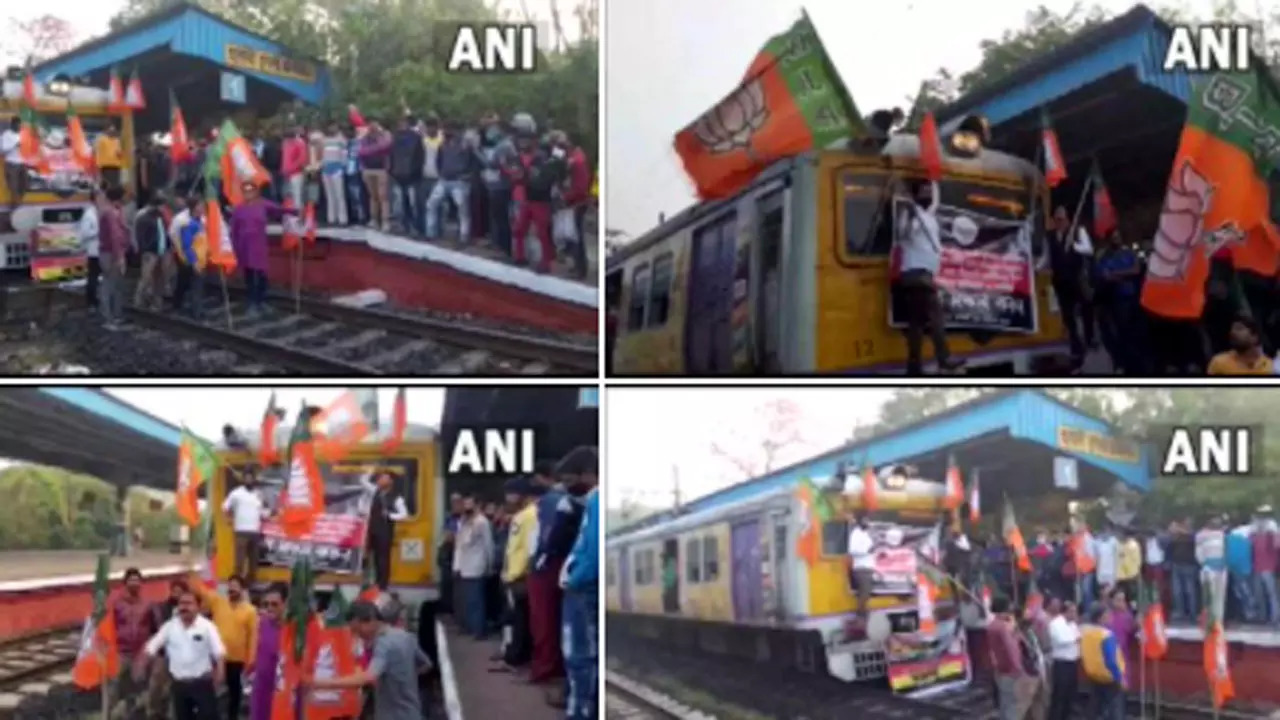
[606,134,1041,269]
[217,422,438,452]
[0,80,122,110]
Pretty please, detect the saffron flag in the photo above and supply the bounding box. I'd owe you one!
[943,455,963,511]
[169,90,193,165]
[280,404,326,539]
[261,391,284,467]
[918,112,944,181]
[1024,576,1044,620]
[218,120,270,207]
[1203,619,1235,708]
[1092,161,1117,239]
[794,477,827,566]
[124,68,145,110]
[312,389,379,463]
[305,596,361,720]
[176,427,219,527]
[357,561,381,603]
[1143,70,1280,319]
[381,387,408,453]
[21,66,37,106]
[66,104,94,174]
[861,464,879,512]
[673,13,865,200]
[107,67,126,111]
[281,199,316,252]
[17,105,49,174]
[71,555,120,689]
[1143,587,1169,661]
[205,181,236,274]
[916,572,938,636]
[968,469,981,524]
[1040,108,1067,187]
[1002,495,1032,572]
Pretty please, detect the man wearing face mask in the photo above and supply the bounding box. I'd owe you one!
[365,471,410,590]
[480,118,518,256]
[453,495,494,639]
[549,131,592,280]
[189,574,257,720]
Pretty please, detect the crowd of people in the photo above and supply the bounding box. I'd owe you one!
[435,449,600,720]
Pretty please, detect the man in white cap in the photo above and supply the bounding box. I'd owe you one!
[1253,506,1279,625]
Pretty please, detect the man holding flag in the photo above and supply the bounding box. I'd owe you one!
[138,587,226,720]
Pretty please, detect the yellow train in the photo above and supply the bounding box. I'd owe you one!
[606,131,1068,374]
[606,463,972,694]
[212,425,442,605]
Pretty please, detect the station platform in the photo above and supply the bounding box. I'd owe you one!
[263,224,598,336]
[437,620,563,720]
[0,551,186,642]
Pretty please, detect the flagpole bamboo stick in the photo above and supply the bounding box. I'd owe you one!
[220,271,233,329]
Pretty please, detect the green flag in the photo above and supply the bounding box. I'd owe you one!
[326,587,352,627]
[90,553,110,625]
[286,557,315,662]
[800,477,834,523]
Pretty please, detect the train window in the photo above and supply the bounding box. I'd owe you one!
[648,253,674,327]
[841,172,894,256]
[685,538,702,583]
[821,520,849,556]
[634,548,655,585]
[702,535,720,581]
[628,264,651,330]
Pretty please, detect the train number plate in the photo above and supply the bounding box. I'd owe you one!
[889,611,920,633]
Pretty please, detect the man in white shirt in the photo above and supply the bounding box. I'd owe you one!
[847,513,876,624]
[895,178,963,375]
[1047,600,1081,720]
[2,117,25,211]
[80,199,101,309]
[138,589,225,720]
[1196,516,1229,623]
[223,470,269,583]
[454,495,494,639]
[1092,528,1120,594]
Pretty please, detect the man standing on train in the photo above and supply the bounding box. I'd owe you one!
[222,470,268,584]
[894,179,963,375]
[366,471,410,590]
[847,513,875,627]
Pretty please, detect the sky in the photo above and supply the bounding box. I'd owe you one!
[605,0,1226,237]
[2,0,582,64]
[606,387,896,511]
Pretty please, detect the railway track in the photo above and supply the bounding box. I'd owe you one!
[0,628,80,691]
[606,674,695,719]
[115,289,596,375]
[609,631,1266,720]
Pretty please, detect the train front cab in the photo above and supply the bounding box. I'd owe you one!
[212,438,443,606]
[609,140,1070,374]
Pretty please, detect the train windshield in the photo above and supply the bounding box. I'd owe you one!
[840,168,1040,260]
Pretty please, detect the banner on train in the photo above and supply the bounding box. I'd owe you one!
[888,199,1037,334]
[862,520,940,595]
[254,457,419,574]
[884,620,971,695]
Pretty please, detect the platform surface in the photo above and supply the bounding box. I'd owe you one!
[441,621,563,720]
[0,549,185,585]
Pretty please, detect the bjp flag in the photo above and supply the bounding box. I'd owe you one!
[304,618,361,720]
[176,428,218,527]
[312,389,379,462]
[1142,70,1280,320]
[71,555,119,689]
[673,12,866,200]
[381,387,408,454]
[280,406,326,539]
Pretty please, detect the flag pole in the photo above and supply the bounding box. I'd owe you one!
[220,269,234,329]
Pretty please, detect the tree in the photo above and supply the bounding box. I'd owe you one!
[105,0,599,163]
[6,14,76,64]
[710,398,807,479]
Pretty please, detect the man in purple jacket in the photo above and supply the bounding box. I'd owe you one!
[230,182,294,317]
[247,584,286,720]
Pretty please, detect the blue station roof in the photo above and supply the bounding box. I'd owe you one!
[34,2,331,106]
[620,390,1151,537]
[0,388,181,491]
[936,4,1191,133]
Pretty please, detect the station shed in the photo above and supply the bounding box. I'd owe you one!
[0,387,180,492]
[32,2,332,133]
[620,389,1150,537]
[934,4,1197,226]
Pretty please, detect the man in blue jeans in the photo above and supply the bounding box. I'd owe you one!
[1167,519,1200,621]
[1254,507,1279,624]
[452,495,493,639]
[561,449,598,720]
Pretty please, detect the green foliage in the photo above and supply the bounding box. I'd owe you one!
[107,0,599,162]
[864,388,1280,529]
[0,464,178,550]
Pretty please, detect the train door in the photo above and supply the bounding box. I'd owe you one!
[685,215,736,373]
[753,192,786,373]
[661,538,680,613]
[619,549,633,611]
[768,509,790,619]
[730,518,765,622]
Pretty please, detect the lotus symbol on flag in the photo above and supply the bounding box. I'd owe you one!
[693,79,769,154]
[287,457,311,507]
[313,643,340,703]
[274,656,286,691]
[1149,160,1244,280]
[178,456,191,494]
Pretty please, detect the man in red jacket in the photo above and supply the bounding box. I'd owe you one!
[550,131,592,279]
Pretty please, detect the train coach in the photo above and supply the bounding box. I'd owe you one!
[606,122,1068,375]
[606,462,973,697]
[211,423,443,607]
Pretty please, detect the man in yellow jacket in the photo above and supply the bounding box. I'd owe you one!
[496,476,538,671]
[1080,603,1126,720]
[190,573,258,720]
